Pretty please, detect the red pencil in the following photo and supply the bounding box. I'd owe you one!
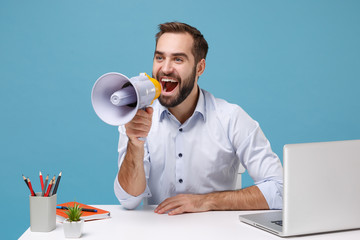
[39,171,44,191]
[27,178,36,196]
[44,179,53,197]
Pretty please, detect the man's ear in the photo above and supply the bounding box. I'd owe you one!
[196,59,206,77]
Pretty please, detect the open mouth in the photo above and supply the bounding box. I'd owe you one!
[160,78,179,93]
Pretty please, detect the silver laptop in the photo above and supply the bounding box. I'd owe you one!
[239,139,360,237]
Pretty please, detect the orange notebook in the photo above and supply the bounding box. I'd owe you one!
[56,201,110,222]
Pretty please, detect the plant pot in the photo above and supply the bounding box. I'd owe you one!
[63,219,84,238]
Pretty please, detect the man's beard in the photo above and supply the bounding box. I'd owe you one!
[154,66,197,108]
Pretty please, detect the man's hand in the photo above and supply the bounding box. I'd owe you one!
[125,107,153,145]
[154,186,269,216]
[154,194,212,215]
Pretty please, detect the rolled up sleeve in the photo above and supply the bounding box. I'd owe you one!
[114,176,151,209]
[256,179,283,209]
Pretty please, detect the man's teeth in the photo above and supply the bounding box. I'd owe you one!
[161,78,177,82]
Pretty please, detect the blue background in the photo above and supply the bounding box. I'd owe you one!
[1,0,359,238]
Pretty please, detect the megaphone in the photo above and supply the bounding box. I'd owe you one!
[91,72,161,126]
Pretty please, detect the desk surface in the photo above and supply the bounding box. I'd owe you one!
[19,205,360,240]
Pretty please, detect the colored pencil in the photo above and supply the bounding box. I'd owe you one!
[42,174,49,196]
[39,171,44,191]
[27,178,36,196]
[50,180,55,196]
[48,175,55,196]
[52,172,62,195]
[22,174,29,188]
[44,179,53,197]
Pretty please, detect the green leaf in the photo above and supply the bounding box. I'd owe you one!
[65,201,83,222]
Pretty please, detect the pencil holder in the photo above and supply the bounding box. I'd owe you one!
[29,193,57,232]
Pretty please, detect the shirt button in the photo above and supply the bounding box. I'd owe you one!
[179,128,183,132]
[178,153,183,158]
[179,179,183,183]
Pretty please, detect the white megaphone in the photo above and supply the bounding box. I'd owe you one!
[91,72,161,126]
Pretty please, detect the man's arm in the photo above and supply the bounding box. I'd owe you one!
[117,107,153,197]
[154,185,268,215]
[154,124,283,215]
[117,140,146,196]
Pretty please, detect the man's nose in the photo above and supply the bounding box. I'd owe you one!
[161,60,173,74]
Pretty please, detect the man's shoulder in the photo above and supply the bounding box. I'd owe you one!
[202,89,257,130]
[202,89,259,141]
[202,89,248,116]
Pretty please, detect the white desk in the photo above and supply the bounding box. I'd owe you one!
[19,205,360,240]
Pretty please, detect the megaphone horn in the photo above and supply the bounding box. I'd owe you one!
[91,72,161,126]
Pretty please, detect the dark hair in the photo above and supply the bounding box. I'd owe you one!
[155,22,209,64]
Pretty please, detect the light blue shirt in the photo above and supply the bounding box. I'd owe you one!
[114,89,283,210]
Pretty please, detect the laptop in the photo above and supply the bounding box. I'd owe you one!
[239,139,360,237]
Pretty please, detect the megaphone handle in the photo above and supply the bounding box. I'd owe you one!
[136,106,151,141]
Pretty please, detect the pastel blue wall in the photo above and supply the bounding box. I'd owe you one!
[1,0,359,238]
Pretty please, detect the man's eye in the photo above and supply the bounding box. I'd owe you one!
[155,56,163,61]
[175,58,183,62]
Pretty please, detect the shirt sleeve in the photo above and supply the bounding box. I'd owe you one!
[228,106,283,209]
[237,125,283,209]
[113,126,152,209]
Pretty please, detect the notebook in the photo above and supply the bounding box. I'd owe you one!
[56,201,110,222]
[239,139,360,237]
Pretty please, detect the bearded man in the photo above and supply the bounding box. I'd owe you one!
[114,22,283,215]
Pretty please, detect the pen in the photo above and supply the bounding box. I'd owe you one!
[42,174,49,196]
[39,171,44,192]
[52,171,62,195]
[56,206,98,212]
[27,178,36,196]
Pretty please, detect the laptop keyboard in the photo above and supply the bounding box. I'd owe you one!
[271,220,283,226]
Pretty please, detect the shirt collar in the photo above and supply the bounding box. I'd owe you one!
[158,88,206,122]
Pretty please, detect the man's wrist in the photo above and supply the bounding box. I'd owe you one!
[202,193,219,211]
[202,190,238,211]
[124,138,146,167]
[128,137,145,149]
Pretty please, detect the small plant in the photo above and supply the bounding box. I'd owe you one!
[65,202,83,222]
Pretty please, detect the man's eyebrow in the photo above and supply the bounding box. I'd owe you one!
[154,51,189,60]
[172,53,189,60]
[154,50,164,56]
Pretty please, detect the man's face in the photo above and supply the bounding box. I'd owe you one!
[152,32,198,108]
